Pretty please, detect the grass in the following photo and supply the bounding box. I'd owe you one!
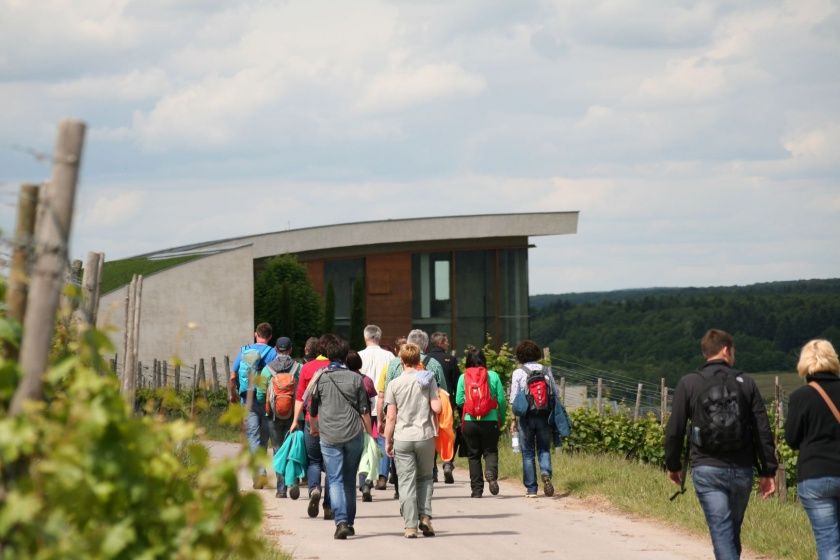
[752,371,804,401]
[472,435,815,560]
[100,255,200,294]
[195,406,241,442]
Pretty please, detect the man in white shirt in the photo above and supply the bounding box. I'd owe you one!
[358,324,395,492]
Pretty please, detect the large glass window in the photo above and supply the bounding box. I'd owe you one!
[412,252,452,333]
[454,250,494,351]
[324,258,364,339]
[498,248,529,344]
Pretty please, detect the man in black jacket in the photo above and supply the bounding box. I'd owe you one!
[665,328,777,560]
[428,332,461,484]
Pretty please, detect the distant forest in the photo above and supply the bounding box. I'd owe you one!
[530,278,840,386]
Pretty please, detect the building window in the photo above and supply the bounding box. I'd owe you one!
[324,258,365,338]
[412,252,452,333]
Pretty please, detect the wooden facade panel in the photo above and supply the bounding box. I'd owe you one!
[305,260,325,296]
[365,253,412,348]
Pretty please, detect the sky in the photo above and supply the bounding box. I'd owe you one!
[1,0,839,295]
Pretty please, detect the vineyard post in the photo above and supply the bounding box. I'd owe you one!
[211,357,219,391]
[559,376,566,405]
[634,383,643,421]
[174,364,181,392]
[4,184,39,330]
[198,358,206,389]
[80,251,102,325]
[190,364,198,416]
[162,361,168,387]
[11,120,85,414]
[92,252,104,322]
[775,376,788,501]
[137,361,143,390]
[660,378,667,424]
[224,355,231,399]
[111,354,117,374]
[596,378,603,415]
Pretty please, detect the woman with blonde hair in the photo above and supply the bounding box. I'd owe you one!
[383,342,441,538]
[785,339,840,559]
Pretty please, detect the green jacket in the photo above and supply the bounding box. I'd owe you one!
[455,369,506,424]
[384,354,448,392]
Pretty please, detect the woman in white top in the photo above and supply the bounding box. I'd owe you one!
[384,342,442,538]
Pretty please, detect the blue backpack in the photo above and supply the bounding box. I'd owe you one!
[236,345,273,396]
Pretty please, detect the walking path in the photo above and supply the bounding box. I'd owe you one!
[206,441,765,559]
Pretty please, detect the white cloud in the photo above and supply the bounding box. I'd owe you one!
[49,69,170,100]
[357,63,486,114]
[84,191,145,227]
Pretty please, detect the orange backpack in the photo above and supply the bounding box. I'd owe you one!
[267,372,296,419]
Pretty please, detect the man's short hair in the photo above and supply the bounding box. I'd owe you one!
[430,331,447,347]
[515,340,542,364]
[319,333,349,363]
[364,325,382,342]
[701,329,734,359]
[407,329,429,352]
[797,339,840,377]
[304,336,319,356]
[255,322,272,340]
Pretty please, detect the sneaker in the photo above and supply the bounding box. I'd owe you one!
[404,528,417,539]
[488,480,499,496]
[470,490,483,498]
[375,476,387,490]
[433,472,439,483]
[362,482,372,502]
[347,525,355,536]
[252,473,268,490]
[542,473,555,497]
[525,493,538,499]
[389,471,398,484]
[419,515,435,537]
[323,505,334,521]
[307,490,321,518]
[276,488,287,499]
[334,522,352,540]
[443,464,454,484]
[289,483,300,500]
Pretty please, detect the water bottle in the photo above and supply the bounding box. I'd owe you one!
[511,433,521,454]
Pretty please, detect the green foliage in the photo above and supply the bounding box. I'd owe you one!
[0,335,266,559]
[531,278,840,385]
[564,407,665,465]
[323,280,335,334]
[349,277,365,350]
[254,254,322,351]
[100,256,200,294]
[459,337,519,389]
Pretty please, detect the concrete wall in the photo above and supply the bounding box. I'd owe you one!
[97,245,255,369]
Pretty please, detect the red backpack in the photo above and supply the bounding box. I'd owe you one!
[463,367,497,419]
[526,368,552,414]
[267,372,296,419]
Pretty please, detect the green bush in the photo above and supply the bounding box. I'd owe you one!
[0,332,266,559]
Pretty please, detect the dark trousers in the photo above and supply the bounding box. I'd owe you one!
[461,420,500,494]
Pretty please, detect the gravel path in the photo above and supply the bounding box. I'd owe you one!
[206,440,766,559]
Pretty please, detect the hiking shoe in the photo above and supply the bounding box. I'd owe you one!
[289,483,300,500]
[488,480,499,496]
[470,490,483,498]
[404,528,417,539]
[252,473,268,490]
[375,476,387,490]
[362,482,372,502]
[323,505,334,521]
[276,488,287,499]
[347,525,355,536]
[334,522,352,540]
[307,490,321,518]
[433,471,439,483]
[525,493,538,499]
[443,464,454,484]
[419,516,435,537]
[389,471,398,484]
[542,473,555,497]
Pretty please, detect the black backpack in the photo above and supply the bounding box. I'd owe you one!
[690,368,746,453]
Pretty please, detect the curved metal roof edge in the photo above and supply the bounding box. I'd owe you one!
[136,211,579,260]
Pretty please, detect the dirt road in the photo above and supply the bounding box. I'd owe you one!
[207,441,760,559]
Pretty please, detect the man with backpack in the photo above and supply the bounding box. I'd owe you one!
[428,332,461,484]
[509,340,559,498]
[230,322,278,489]
[260,336,302,499]
[665,329,777,560]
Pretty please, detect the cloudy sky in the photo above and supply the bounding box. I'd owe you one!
[1,0,838,294]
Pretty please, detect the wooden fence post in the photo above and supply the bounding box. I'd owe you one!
[559,376,566,405]
[190,364,198,416]
[634,383,643,421]
[596,378,603,415]
[10,120,86,414]
[120,274,142,405]
[224,355,231,398]
[198,358,206,389]
[4,184,40,328]
[775,376,788,501]
[162,361,168,387]
[175,364,181,392]
[91,252,104,324]
[79,251,102,326]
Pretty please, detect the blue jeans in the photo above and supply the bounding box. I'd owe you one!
[303,422,330,506]
[243,399,268,477]
[798,476,840,560]
[518,415,552,494]
[692,465,753,560]
[321,433,365,526]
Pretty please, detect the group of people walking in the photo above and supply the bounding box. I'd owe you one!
[229,323,567,540]
[231,323,840,559]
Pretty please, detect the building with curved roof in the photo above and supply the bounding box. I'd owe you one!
[97,211,578,373]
